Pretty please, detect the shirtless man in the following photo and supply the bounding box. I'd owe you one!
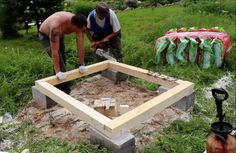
[39,11,87,93]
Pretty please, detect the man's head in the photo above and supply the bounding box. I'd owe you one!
[95,2,109,19]
[71,14,87,30]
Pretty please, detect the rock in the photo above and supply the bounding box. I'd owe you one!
[0,139,14,151]
[21,149,30,153]
[0,116,3,124]
[2,113,13,123]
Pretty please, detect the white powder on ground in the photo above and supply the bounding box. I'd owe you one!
[202,72,234,99]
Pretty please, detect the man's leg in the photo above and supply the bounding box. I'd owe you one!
[39,32,51,57]
[109,35,123,62]
[109,36,128,82]
[56,37,71,94]
[39,33,71,94]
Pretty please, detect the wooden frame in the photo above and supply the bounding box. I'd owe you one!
[35,60,194,139]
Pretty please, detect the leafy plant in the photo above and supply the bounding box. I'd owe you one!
[72,0,97,16]
[0,0,21,39]
[183,0,236,17]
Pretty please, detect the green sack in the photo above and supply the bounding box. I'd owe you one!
[211,38,224,67]
[155,38,169,64]
[188,38,198,63]
[176,38,189,64]
[166,38,176,65]
[199,37,214,69]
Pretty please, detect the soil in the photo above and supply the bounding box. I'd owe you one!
[17,75,191,153]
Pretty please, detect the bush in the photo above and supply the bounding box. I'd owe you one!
[183,0,236,17]
[107,0,127,10]
[72,0,97,17]
[147,0,181,6]
[124,0,139,8]
[0,0,21,39]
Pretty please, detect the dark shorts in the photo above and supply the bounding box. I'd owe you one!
[38,32,67,72]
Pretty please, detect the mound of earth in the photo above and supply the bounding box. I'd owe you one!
[17,75,191,152]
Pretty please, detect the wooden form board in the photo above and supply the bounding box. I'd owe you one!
[34,60,194,139]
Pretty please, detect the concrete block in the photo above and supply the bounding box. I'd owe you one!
[173,92,195,111]
[101,69,128,82]
[32,86,57,108]
[158,86,195,111]
[101,69,118,81]
[90,128,135,153]
[158,86,169,94]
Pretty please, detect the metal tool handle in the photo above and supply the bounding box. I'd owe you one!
[212,88,228,101]
[212,88,228,129]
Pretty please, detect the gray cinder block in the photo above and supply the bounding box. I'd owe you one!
[173,92,195,111]
[90,127,135,153]
[158,86,169,94]
[158,86,195,111]
[32,86,57,108]
[101,69,128,82]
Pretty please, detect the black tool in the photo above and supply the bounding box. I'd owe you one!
[211,88,233,141]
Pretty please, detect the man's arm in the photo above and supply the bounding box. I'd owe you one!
[76,32,85,65]
[100,30,120,43]
[100,10,121,44]
[50,28,61,73]
[85,28,93,43]
[85,28,98,51]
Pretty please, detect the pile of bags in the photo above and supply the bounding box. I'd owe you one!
[155,27,232,68]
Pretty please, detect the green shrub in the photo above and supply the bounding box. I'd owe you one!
[107,0,127,10]
[0,0,21,39]
[183,0,236,17]
[72,0,97,16]
[147,0,181,6]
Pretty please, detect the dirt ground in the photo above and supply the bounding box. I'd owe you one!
[17,75,191,152]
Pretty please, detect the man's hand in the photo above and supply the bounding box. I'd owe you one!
[90,41,97,51]
[56,72,67,80]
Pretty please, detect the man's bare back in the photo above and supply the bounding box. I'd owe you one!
[39,11,83,37]
[39,11,87,82]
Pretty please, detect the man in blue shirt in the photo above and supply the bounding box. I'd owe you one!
[86,2,123,62]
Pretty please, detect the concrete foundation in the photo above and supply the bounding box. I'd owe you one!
[90,128,135,153]
[158,85,195,111]
[32,86,57,108]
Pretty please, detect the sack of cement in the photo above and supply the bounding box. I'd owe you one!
[166,38,176,65]
[176,38,189,64]
[155,38,169,64]
[199,37,214,69]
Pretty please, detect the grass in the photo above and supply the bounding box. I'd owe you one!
[0,4,235,153]
[0,122,110,153]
